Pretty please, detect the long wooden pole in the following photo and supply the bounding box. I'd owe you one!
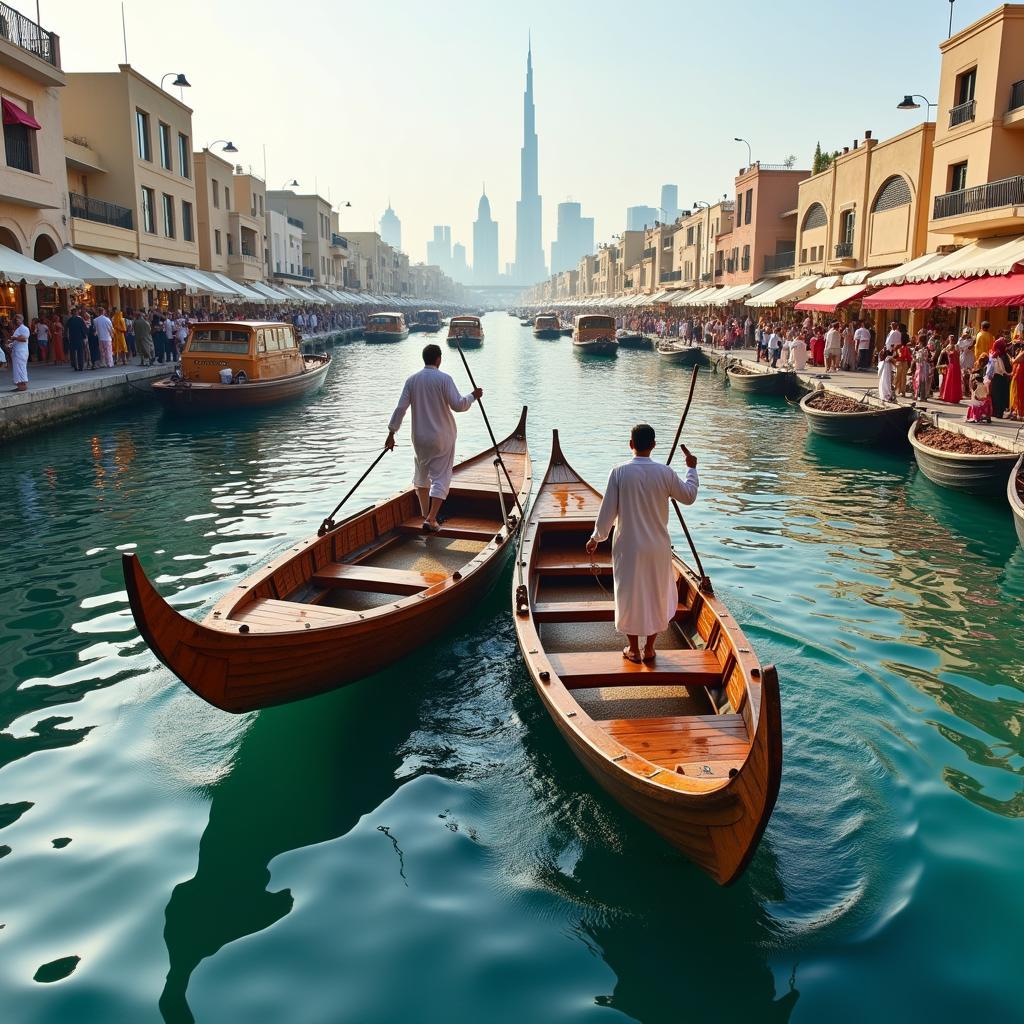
[318,447,390,535]
[452,336,525,520]
[667,365,699,466]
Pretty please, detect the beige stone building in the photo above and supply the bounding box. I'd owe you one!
[193,149,232,276]
[62,65,199,267]
[229,170,268,285]
[672,201,733,290]
[266,189,341,289]
[0,4,68,317]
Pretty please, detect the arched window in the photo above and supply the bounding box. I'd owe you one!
[802,203,827,230]
[872,176,912,212]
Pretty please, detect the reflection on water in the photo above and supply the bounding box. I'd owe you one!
[0,313,1021,1022]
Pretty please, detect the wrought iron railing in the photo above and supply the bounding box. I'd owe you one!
[69,192,133,230]
[642,247,656,260]
[287,215,304,229]
[302,267,314,278]
[0,2,59,67]
[763,251,795,273]
[659,269,682,283]
[331,232,348,249]
[1010,80,1024,113]
[834,241,854,258]
[933,174,1024,219]
[700,271,712,283]
[949,99,976,127]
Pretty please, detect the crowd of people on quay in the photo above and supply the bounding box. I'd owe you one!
[0,302,385,392]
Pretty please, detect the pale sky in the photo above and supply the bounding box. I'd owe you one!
[45,0,996,274]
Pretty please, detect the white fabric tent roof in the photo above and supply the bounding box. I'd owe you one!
[868,251,955,286]
[884,235,1024,283]
[249,281,289,302]
[207,271,268,303]
[145,263,204,294]
[103,255,183,291]
[1,245,83,288]
[178,267,237,298]
[44,247,151,288]
[745,275,821,307]
[710,283,752,305]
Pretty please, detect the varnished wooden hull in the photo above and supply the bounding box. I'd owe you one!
[908,418,1018,494]
[447,336,483,347]
[657,344,700,364]
[618,334,654,350]
[573,339,618,356]
[125,409,531,712]
[1010,457,1024,550]
[364,329,409,343]
[727,365,788,395]
[513,433,782,885]
[533,329,562,339]
[800,390,915,443]
[151,356,331,412]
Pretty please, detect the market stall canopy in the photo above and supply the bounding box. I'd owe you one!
[207,272,267,303]
[871,236,1024,286]
[745,275,820,307]
[43,247,149,288]
[249,281,289,302]
[936,270,1024,308]
[143,263,202,294]
[678,287,722,305]
[668,289,699,306]
[860,279,963,310]
[1,245,83,288]
[841,269,872,286]
[107,256,184,291]
[794,282,869,312]
[867,252,949,286]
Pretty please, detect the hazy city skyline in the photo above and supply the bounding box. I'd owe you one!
[44,0,999,270]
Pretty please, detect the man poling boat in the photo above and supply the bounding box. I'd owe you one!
[385,342,483,532]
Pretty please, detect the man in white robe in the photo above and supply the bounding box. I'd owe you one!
[586,423,699,664]
[385,343,481,530]
[10,313,30,392]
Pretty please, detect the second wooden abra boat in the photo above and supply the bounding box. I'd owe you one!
[726,362,789,395]
[363,312,410,343]
[533,313,562,339]
[908,416,1019,494]
[513,432,781,885]
[447,315,484,348]
[800,388,916,443]
[124,408,531,712]
[1009,456,1024,550]
[657,341,701,365]
[573,314,618,355]
[151,321,330,412]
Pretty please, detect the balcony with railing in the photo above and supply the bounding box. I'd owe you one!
[331,232,348,249]
[931,174,1024,233]
[287,215,304,230]
[642,247,656,260]
[659,269,682,283]
[948,98,976,128]
[70,192,133,230]
[700,271,712,283]
[1006,80,1024,129]
[0,2,61,71]
[834,241,854,259]
[763,250,795,274]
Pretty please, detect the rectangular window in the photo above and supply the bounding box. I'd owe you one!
[800,247,807,262]
[214,229,222,255]
[950,161,968,192]
[178,133,190,178]
[956,67,976,105]
[212,179,219,209]
[735,194,743,225]
[227,233,234,256]
[161,193,175,237]
[141,186,155,232]
[4,122,34,173]
[182,200,194,242]
[745,188,753,225]
[224,186,230,211]
[158,123,172,170]
[258,195,263,216]
[136,109,151,161]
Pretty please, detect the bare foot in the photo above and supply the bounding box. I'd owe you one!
[622,646,642,664]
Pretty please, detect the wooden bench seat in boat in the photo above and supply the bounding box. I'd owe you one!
[596,714,750,777]
[532,600,688,623]
[536,550,612,575]
[546,649,721,689]
[395,515,502,542]
[232,598,358,629]
[310,563,447,594]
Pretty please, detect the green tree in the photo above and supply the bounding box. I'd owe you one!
[812,142,840,174]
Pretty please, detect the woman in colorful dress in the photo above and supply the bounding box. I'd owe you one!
[1008,345,1024,419]
[938,336,962,404]
[49,314,64,364]
[986,338,1012,418]
[112,308,128,366]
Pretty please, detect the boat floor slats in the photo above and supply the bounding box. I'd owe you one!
[548,649,721,689]
[232,598,357,629]
[536,550,612,575]
[310,562,447,594]
[396,515,502,542]
[597,714,751,767]
[533,600,688,623]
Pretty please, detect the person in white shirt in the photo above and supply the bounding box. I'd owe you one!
[9,313,30,391]
[93,308,115,368]
[385,343,481,531]
[768,328,782,367]
[884,322,902,353]
[35,317,50,363]
[585,423,699,664]
[854,323,873,370]
[824,323,842,371]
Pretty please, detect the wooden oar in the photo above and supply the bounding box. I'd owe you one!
[318,447,391,536]
[452,336,525,521]
[665,366,713,594]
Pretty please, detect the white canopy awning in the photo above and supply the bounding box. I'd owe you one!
[841,269,872,286]
[673,286,720,305]
[710,283,752,306]
[207,271,268,304]
[44,247,149,288]
[1,245,83,288]
[905,235,1024,282]
[102,256,181,291]
[868,251,955,286]
[745,275,821,307]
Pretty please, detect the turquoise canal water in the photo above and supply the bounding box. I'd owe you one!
[1,312,1022,1022]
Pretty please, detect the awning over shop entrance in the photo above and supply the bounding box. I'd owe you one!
[936,270,1024,308]
[0,245,83,288]
[745,276,820,307]
[43,247,148,288]
[860,279,963,310]
[794,283,868,312]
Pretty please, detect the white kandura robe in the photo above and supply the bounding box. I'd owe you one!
[10,326,29,385]
[388,365,475,499]
[590,457,699,637]
[790,337,807,370]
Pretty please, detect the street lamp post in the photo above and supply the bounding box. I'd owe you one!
[733,137,752,168]
[160,72,191,90]
[205,140,239,154]
[896,94,937,121]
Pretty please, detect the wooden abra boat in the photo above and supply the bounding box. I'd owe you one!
[908,417,1018,494]
[726,362,788,395]
[363,312,409,343]
[533,313,562,339]
[124,408,531,712]
[447,315,484,348]
[151,321,330,412]
[573,314,618,356]
[617,332,654,350]
[800,388,915,443]
[512,432,781,885]
[410,309,443,333]
[657,341,701,365]
[1009,456,1024,550]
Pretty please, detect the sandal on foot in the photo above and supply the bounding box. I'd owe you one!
[622,647,642,664]
[642,651,657,663]
[422,521,440,533]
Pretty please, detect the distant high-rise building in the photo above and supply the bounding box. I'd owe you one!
[513,39,546,285]
[626,205,658,232]
[452,242,469,283]
[660,184,680,223]
[426,225,452,273]
[473,187,499,285]
[379,203,401,250]
[550,201,594,276]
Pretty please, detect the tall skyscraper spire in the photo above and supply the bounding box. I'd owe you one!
[513,37,545,285]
